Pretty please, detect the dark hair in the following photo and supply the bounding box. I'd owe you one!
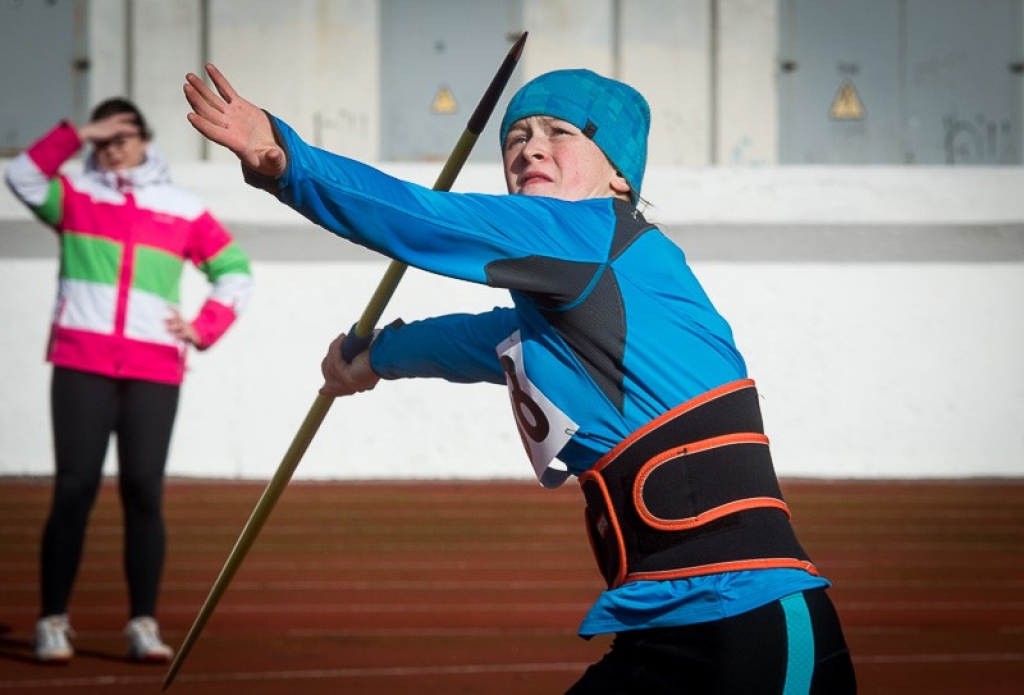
[89,97,152,140]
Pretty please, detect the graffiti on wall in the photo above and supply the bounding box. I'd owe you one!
[943,114,1017,164]
[313,109,372,150]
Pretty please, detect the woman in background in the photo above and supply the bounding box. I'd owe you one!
[5,98,253,663]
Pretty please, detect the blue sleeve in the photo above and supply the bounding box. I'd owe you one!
[370,308,517,384]
[248,116,614,284]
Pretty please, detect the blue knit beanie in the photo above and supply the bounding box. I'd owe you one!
[500,69,650,200]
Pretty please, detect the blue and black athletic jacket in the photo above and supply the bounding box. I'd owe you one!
[247,115,829,636]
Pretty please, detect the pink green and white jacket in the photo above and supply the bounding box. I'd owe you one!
[4,121,253,385]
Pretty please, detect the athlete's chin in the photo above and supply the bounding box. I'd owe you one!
[518,181,557,197]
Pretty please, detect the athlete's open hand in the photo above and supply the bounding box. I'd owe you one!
[183,63,287,177]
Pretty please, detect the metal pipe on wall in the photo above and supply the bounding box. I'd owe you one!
[709,0,719,165]
[124,0,134,100]
[200,0,211,160]
[611,0,622,79]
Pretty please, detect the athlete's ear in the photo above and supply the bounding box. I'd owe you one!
[610,170,631,197]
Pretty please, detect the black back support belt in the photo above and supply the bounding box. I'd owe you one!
[579,379,817,589]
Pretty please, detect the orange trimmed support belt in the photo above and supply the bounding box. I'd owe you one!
[579,379,818,590]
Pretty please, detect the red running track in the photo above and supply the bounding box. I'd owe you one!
[1,478,1022,694]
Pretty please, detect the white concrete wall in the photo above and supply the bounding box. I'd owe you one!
[716,0,778,165]
[87,0,130,108]
[204,0,380,163]
[620,0,712,166]
[2,162,1023,481]
[131,1,204,162]
[84,0,381,166]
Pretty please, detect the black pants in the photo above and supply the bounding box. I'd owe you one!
[41,367,179,619]
[566,588,856,695]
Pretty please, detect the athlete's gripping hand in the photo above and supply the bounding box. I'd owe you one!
[183,63,287,177]
[320,332,381,398]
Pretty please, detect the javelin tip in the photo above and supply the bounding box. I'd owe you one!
[465,31,528,136]
[510,31,528,60]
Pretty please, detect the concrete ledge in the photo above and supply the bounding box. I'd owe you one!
[5,161,1024,226]
[6,220,1024,263]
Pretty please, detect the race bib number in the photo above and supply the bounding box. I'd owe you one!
[496,331,577,488]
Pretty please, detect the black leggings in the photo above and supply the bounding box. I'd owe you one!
[565,588,856,695]
[41,367,179,619]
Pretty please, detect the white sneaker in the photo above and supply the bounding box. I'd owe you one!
[34,614,74,663]
[124,616,174,663]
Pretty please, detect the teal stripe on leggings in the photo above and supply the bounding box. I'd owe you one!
[781,592,815,695]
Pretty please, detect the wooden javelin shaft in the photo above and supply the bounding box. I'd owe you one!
[163,31,527,691]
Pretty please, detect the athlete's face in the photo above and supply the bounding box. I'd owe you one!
[502,116,631,202]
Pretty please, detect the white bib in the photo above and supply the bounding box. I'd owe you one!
[496,331,577,488]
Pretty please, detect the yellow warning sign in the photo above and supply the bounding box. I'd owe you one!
[431,85,458,115]
[829,81,866,120]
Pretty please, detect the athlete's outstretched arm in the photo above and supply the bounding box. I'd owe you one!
[183,63,287,177]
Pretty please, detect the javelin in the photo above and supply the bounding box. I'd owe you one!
[163,31,527,691]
